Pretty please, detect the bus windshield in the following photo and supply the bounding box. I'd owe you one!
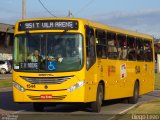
[13,33,83,72]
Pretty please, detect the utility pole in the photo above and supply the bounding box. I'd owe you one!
[68,10,72,17]
[22,0,26,19]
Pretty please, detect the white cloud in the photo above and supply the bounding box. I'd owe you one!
[1,7,159,38]
[88,9,160,38]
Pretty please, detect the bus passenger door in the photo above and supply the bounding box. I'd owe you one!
[85,26,97,102]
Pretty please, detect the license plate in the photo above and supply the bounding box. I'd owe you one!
[40,94,53,99]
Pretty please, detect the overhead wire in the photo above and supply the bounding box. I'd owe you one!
[38,0,57,17]
[66,10,74,18]
[38,0,95,18]
[74,0,95,16]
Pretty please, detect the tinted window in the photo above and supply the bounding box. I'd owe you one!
[107,32,118,59]
[0,61,5,64]
[127,36,136,61]
[86,26,96,70]
[144,40,153,61]
[117,34,127,60]
[96,29,107,58]
[136,38,144,61]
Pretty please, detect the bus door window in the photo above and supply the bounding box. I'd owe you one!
[136,38,144,61]
[144,40,153,61]
[96,29,107,58]
[117,34,127,60]
[127,36,136,61]
[85,26,96,70]
[107,32,118,59]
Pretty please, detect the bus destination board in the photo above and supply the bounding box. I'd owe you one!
[18,20,78,31]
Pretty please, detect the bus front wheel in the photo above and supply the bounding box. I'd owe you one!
[128,81,139,104]
[90,84,103,112]
[33,103,44,111]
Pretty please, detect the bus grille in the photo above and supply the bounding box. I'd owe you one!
[27,95,67,100]
[21,76,73,84]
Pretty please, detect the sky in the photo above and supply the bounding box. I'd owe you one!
[0,0,160,38]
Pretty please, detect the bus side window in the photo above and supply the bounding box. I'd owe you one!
[144,40,153,61]
[127,36,136,61]
[96,29,107,58]
[117,34,127,60]
[136,38,144,61]
[107,32,118,59]
[85,26,96,70]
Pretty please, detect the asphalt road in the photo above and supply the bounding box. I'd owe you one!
[0,88,160,120]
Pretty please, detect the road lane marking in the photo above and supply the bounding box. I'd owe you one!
[119,104,138,114]
[107,116,116,120]
[106,104,139,120]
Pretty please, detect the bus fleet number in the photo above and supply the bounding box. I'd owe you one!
[27,84,36,88]
[135,66,140,74]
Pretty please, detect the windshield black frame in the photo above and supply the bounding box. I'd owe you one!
[13,32,84,72]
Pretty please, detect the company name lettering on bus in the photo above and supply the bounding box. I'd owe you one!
[18,20,78,31]
[108,65,116,76]
[39,74,54,77]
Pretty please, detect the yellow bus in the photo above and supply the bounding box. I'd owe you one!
[13,18,154,112]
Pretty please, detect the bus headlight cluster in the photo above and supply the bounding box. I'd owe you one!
[67,80,85,92]
[13,82,25,92]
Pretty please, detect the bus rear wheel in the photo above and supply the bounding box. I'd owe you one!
[128,81,139,104]
[33,103,44,111]
[90,84,103,112]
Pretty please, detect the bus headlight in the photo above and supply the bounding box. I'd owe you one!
[67,80,85,92]
[13,82,25,92]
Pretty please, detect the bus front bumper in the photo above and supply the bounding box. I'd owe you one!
[12,85,86,103]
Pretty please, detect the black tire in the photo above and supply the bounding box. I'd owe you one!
[128,81,139,104]
[90,84,103,112]
[33,103,44,111]
[0,68,7,74]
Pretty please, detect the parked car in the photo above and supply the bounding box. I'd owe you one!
[0,60,12,74]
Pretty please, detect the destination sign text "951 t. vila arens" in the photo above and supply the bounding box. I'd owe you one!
[18,20,78,31]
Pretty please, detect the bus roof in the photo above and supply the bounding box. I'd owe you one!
[16,17,153,40]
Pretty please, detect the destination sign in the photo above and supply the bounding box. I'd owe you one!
[20,62,39,70]
[18,20,78,31]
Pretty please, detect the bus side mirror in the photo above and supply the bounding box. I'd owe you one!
[5,26,14,48]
